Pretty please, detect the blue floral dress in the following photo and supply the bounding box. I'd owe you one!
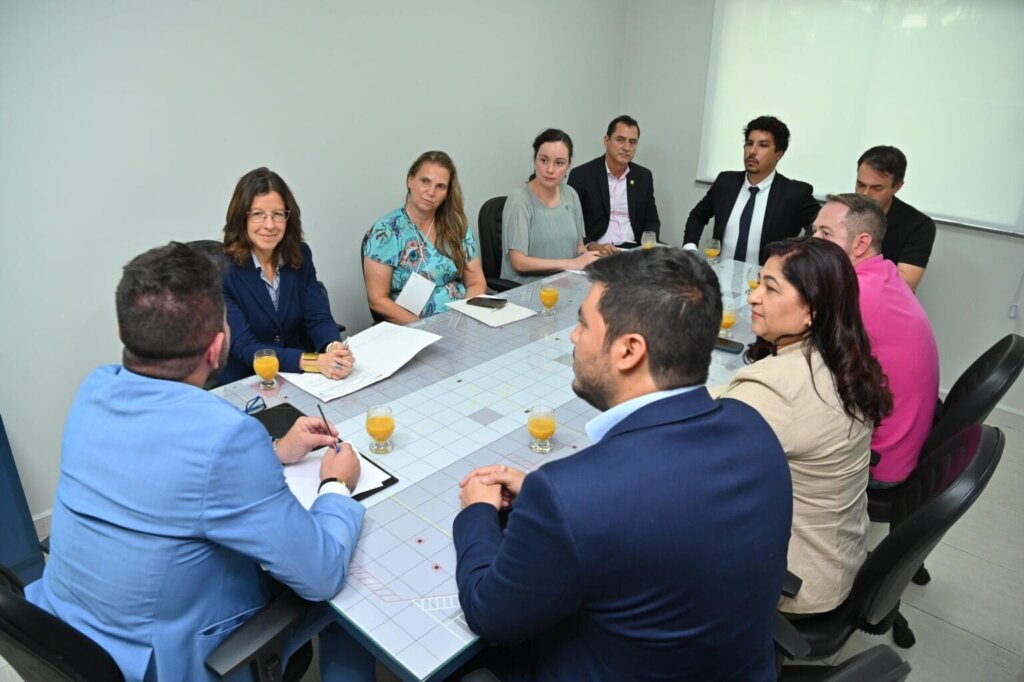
[362,208,480,317]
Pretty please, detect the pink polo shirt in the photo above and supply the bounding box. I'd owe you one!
[856,255,939,482]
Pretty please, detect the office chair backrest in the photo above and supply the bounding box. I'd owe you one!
[922,333,1023,453]
[0,569,125,682]
[477,196,507,281]
[851,424,1002,626]
[189,239,224,256]
[358,248,386,324]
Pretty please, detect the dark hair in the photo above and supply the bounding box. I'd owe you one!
[606,115,640,137]
[223,167,305,269]
[584,248,721,388]
[825,193,887,249]
[405,151,470,276]
[528,128,574,182]
[116,242,225,379]
[743,115,791,152]
[857,145,907,185]
[745,237,892,426]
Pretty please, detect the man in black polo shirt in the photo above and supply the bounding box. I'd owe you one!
[855,145,936,291]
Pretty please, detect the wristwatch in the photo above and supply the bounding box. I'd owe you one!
[301,352,320,373]
[318,477,352,493]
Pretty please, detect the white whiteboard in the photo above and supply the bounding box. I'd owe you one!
[698,0,1024,234]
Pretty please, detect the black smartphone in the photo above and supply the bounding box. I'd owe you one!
[714,337,744,354]
[467,297,507,309]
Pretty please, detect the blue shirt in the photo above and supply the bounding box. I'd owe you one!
[585,385,702,443]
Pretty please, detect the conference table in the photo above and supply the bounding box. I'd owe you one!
[215,255,756,681]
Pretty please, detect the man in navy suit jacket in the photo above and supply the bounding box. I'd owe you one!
[27,242,373,681]
[683,115,819,264]
[454,248,792,681]
[567,115,660,255]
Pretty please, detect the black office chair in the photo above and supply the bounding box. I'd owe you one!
[0,561,315,682]
[776,643,911,682]
[477,196,520,293]
[777,424,1003,675]
[870,333,1023,524]
[359,251,387,323]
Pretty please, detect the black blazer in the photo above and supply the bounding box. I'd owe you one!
[567,155,660,244]
[683,170,819,264]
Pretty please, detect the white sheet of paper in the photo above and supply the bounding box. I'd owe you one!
[283,447,392,508]
[446,298,537,327]
[280,322,441,401]
[394,271,434,316]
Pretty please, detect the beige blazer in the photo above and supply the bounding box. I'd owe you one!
[713,341,871,614]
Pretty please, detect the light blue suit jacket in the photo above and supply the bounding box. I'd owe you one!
[27,366,364,681]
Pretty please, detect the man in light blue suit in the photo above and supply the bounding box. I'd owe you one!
[455,248,793,681]
[27,242,372,681]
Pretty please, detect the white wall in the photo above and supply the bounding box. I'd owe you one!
[0,0,626,515]
[623,0,1024,416]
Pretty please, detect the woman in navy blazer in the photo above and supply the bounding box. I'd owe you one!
[219,167,353,384]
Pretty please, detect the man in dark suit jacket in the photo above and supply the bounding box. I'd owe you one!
[454,248,792,681]
[567,115,660,255]
[684,115,819,264]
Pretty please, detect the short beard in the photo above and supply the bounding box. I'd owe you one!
[572,373,613,412]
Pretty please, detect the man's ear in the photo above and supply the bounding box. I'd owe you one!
[853,232,874,259]
[614,333,648,372]
[205,331,226,368]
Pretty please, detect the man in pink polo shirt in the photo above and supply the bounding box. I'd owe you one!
[812,193,939,485]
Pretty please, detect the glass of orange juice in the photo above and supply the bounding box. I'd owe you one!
[539,286,559,316]
[720,307,738,338]
[253,349,279,391]
[366,406,395,454]
[528,406,556,454]
[746,265,761,294]
[640,231,657,249]
[705,238,721,264]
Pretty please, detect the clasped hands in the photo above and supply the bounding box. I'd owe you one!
[317,341,355,380]
[459,464,527,510]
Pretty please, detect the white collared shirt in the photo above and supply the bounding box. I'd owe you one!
[722,171,775,263]
[584,385,702,444]
[598,162,633,245]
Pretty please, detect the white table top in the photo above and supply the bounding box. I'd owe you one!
[215,258,755,681]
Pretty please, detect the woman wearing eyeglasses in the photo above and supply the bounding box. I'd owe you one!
[219,167,353,384]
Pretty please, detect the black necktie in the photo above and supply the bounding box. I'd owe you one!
[733,186,760,263]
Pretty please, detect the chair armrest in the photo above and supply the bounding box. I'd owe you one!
[782,570,803,599]
[774,612,812,659]
[486,277,521,294]
[204,590,315,680]
[39,536,50,555]
[0,562,26,594]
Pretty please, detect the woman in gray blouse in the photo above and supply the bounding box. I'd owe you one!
[500,129,601,284]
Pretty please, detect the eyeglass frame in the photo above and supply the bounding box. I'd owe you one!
[247,209,291,224]
[245,395,267,414]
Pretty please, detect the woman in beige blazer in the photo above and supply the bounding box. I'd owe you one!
[715,238,892,615]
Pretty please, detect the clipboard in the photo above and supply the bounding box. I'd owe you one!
[250,403,398,501]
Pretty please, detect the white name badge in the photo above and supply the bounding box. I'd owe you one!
[395,272,434,316]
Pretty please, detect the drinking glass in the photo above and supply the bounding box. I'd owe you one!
[705,239,722,264]
[253,349,279,391]
[720,307,738,338]
[365,406,395,454]
[746,265,761,294]
[528,406,557,454]
[640,231,657,249]
[539,287,559,316]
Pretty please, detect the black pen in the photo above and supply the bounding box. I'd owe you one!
[316,404,341,453]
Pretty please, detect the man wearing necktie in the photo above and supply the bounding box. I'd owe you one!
[683,115,819,264]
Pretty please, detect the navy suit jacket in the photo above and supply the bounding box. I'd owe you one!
[454,389,792,681]
[683,170,819,264]
[568,155,660,244]
[220,243,341,384]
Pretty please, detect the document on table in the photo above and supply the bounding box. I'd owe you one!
[446,297,537,327]
[284,447,397,506]
[280,322,441,402]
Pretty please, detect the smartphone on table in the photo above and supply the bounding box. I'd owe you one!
[714,337,744,354]
[467,297,507,310]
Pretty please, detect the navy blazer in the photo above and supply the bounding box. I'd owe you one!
[683,170,819,264]
[454,389,792,681]
[220,242,341,384]
[567,155,660,244]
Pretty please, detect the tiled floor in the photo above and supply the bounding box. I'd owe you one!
[5,409,1023,681]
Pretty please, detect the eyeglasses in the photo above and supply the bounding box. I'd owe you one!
[245,396,267,415]
[247,210,290,224]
